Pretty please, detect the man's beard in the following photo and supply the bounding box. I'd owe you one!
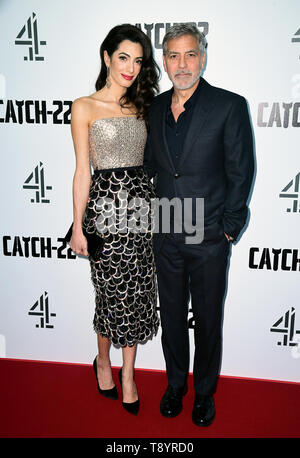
[171,70,201,90]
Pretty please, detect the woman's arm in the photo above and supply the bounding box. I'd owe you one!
[69,98,92,257]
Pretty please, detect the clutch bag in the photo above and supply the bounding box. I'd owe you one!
[65,223,104,261]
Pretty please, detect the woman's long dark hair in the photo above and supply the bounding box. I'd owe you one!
[95,24,160,120]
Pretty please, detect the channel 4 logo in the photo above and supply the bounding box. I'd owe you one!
[279,172,300,213]
[292,28,300,44]
[23,162,52,203]
[270,307,300,347]
[15,12,46,61]
[28,291,56,329]
[291,27,300,60]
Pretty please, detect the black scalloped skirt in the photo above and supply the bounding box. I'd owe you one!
[83,166,159,347]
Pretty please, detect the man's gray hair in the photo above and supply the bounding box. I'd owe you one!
[162,23,207,55]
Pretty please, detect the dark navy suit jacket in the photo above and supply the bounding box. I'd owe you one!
[144,77,254,252]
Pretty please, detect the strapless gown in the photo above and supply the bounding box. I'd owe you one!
[83,116,159,347]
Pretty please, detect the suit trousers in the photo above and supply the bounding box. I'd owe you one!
[154,232,230,396]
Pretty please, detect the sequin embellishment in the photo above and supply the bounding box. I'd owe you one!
[84,117,159,347]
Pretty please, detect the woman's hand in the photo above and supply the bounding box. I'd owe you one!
[69,229,89,257]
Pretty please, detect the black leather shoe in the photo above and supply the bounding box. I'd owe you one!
[160,384,188,418]
[118,368,139,415]
[93,356,118,400]
[192,394,215,426]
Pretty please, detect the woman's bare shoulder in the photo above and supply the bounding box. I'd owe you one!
[72,95,94,110]
[73,93,108,115]
[71,96,99,123]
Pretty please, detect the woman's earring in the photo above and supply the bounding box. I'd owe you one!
[106,67,111,88]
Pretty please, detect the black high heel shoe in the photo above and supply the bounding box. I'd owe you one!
[118,368,139,415]
[93,356,118,400]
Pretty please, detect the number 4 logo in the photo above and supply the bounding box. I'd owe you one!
[23,162,52,203]
[15,12,46,61]
[292,28,300,43]
[279,173,300,213]
[270,307,300,347]
[28,291,56,329]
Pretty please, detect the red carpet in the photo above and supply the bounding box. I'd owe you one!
[0,358,299,438]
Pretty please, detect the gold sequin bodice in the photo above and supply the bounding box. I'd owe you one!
[88,116,147,170]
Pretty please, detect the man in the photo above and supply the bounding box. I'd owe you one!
[144,24,254,426]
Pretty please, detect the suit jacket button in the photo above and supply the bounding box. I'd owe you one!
[174,173,180,178]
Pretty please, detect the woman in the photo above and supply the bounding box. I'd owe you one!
[69,24,160,416]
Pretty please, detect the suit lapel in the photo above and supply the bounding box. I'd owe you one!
[162,104,176,172]
[154,89,175,172]
[178,78,215,169]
